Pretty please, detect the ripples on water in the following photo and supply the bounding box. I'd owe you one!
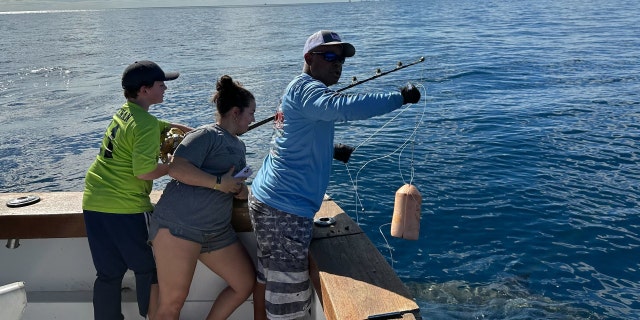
[1,0,639,319]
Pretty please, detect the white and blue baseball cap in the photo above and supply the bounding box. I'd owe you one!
[303,30,356,57]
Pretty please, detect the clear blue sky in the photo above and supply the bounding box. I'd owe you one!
[2,0,345,12]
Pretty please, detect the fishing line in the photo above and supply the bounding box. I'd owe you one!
[378,222,394,268]
[343,82,428,265]
[347,83,428,217]
[398,115,419,186]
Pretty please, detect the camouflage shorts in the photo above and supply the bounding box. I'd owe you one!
[249,194,314,319]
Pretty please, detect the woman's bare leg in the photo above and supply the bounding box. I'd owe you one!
[199,241,256,320]
[151,228,200,320]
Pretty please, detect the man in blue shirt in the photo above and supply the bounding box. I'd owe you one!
[249,30,421,320]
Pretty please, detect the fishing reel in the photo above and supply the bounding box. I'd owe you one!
[160,127,185,164]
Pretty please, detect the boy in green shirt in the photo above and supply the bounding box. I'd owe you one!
[83,60,192,320]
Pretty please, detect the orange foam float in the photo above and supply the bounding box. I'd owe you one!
[390,184,422,240]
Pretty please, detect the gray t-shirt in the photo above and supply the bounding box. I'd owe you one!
[153,124,247,231]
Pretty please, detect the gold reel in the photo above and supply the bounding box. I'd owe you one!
[160,127,185,164]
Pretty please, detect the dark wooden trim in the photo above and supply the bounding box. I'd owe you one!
[0,192,252,239]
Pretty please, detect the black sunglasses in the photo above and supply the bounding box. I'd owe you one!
[311,51,346,63]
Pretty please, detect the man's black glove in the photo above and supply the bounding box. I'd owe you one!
[401,84,421,104]
[333,143,355,163]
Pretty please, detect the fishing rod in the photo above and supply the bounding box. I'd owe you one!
[338,56,425,93]
[161,58,425,165]
[247,56,425,132]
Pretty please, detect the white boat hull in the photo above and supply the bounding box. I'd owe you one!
[1,233,324,320]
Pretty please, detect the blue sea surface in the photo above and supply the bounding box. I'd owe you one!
[1,0,639,319]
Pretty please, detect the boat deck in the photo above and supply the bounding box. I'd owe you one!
[1,192,420,320]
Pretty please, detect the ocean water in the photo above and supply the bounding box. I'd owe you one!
[1,0,639,319]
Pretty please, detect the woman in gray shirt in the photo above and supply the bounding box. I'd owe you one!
[149,75,256,320]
